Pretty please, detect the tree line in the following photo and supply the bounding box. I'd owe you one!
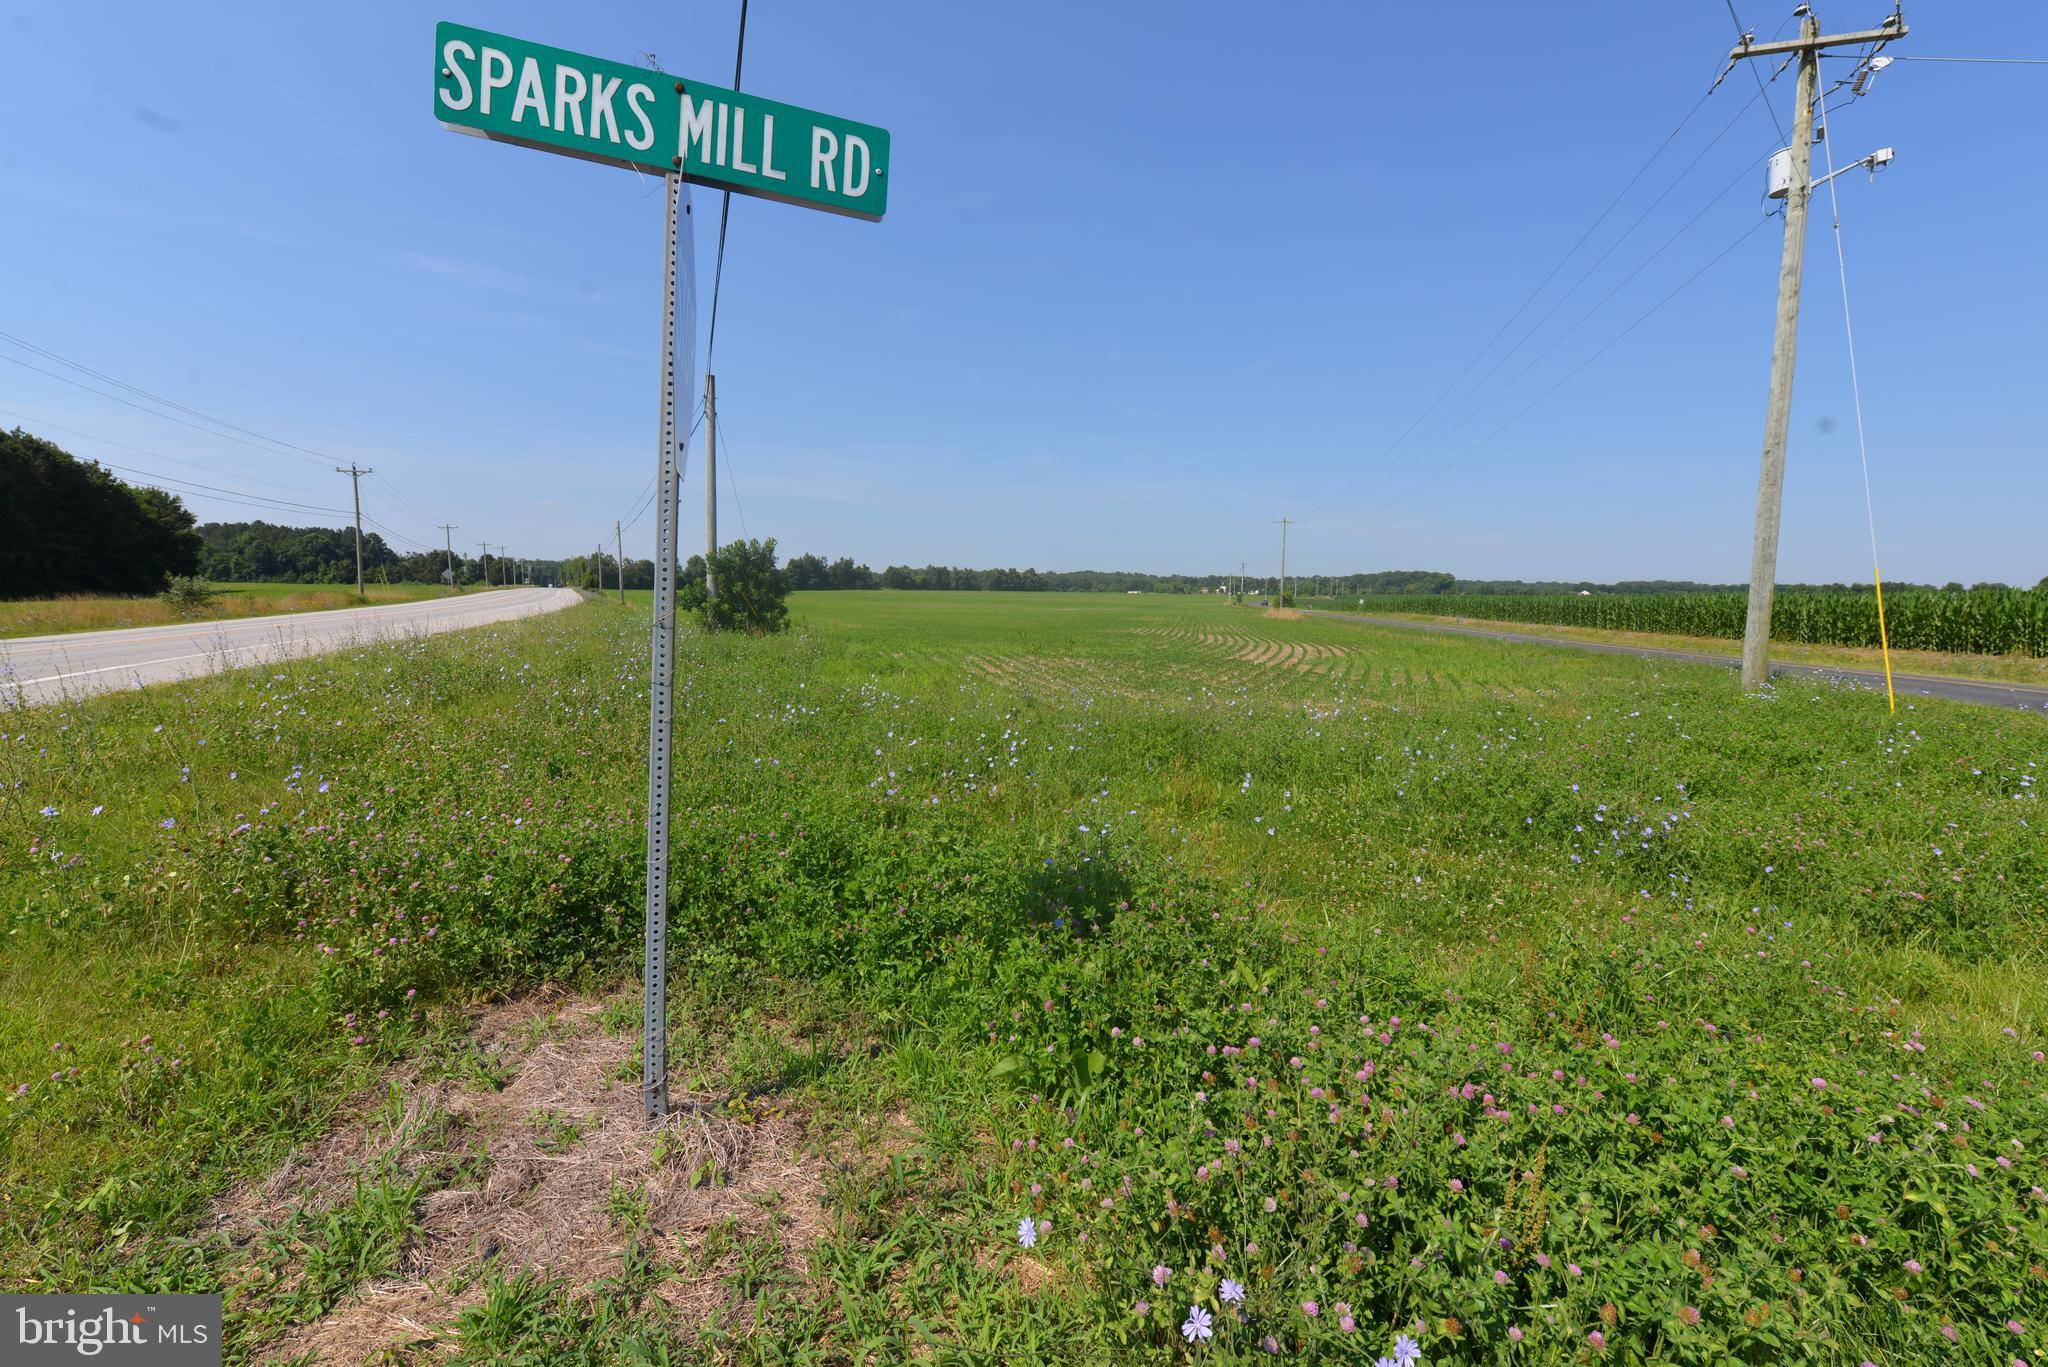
[1,428,202,598]
[199,522,562,588]
[784,556,1233,593]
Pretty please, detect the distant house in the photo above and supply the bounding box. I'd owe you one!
[1126,589,1141,595]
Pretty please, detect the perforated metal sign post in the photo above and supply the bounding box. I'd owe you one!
[642,171,695,1121]
[433,23,885,1123]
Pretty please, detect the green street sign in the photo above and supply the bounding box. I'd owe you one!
[434,21,889,220]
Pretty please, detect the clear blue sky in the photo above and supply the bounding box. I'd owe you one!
[4,2,2043,584]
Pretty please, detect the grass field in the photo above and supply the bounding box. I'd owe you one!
[2,591,2044,1363]
[0,581,470,639]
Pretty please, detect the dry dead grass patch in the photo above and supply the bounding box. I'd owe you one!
[227,988,835,1364]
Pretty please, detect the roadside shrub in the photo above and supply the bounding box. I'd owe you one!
[156,576,220,612]
[680,537,789,634]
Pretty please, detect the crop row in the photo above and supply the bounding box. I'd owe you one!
[1342,588,2048,656]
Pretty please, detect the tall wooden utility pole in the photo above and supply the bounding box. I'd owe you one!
[703,372,718,602]
[439,523,459,592]
[336,464,372,596]
[1730,7,1905,690]
[616,520,626,604]
[1274,518,1293,605]
[478,542,491,588]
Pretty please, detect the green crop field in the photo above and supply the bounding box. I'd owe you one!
[2,591,2044,1363]
[1312,588,2048,658]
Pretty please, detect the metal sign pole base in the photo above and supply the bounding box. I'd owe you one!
[643,171,695,1124]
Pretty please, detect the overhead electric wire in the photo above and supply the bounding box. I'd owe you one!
[1316,67,1754,515]
[1335,149,1767,513]
[1859,54,2048,64]
[0,330,333,466]
[1363,216,1773,522]
[1,332,450,533]
[620,472,661,533]
[620,406,706,537]
[717,419,750,539]
[360,511,439,554]
[112,475,352,520]
[1329,86,1774,510]
[0,353,359,469]
[90,464,349,517]
[0,406,330,494]
[704,0,750,372]
[368,472,443,529]
[1724,0,1791,144]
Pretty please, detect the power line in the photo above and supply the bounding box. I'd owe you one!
[1856,54,2048,64]
[1332,87,1773,509]
[621,406,706,537]
[0,330,333,466]
[1365,216,1772,521]
[109,473,352,520]
[1,332,450,538]
[0,352,349,468]
[1724,0,1791,144]
[0,406,328,494]
[359,511,439,554]
[1316,69,1750,513]
[1334,148,1767,514]
[91,463,349,516]
[704,0,751,372]
[717,418,750,539]
[368,472,442,529]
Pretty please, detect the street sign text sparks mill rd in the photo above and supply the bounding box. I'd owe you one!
[434,21,890,220]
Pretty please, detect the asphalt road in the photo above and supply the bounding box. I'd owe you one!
[1306,610,2048,715]
[1,586,582,708]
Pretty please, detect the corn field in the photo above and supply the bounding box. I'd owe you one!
[1338,589,2048,657]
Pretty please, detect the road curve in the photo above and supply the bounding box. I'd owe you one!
[1306,610,2048,715]
[0,587,583,708]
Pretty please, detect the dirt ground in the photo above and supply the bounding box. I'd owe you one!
[221,989,834,1364]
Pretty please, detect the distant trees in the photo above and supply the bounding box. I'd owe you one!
[199,521,403,584]
[1,428,202,597]
[786,553,879,590]
[195,522,529,586]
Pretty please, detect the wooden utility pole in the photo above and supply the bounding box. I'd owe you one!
[439,522,459,592]
[1732,8,1905,690]
[335,464,372,596]
[1274,518,1293,605]
[703,372,718,602]
[478,542,491,588]
[616,520,626,604]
